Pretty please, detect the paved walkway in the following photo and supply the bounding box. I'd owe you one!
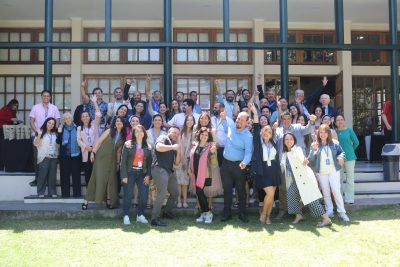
[1,198,399,220]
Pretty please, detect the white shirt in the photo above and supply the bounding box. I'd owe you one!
[262,141,277,162]
[319,145,336,175]
[211,116,234,147]
[168,112,200,129]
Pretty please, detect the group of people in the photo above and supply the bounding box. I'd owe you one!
[3,73,361,227]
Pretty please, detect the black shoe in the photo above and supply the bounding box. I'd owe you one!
[162,211,176,219]
[220,215,232,222]
[151,219,166,227]
[29,179,37,186]
[239,214,249,223]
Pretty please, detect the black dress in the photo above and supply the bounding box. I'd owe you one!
[251,123,281,189]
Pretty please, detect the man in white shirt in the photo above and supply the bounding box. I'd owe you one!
[29,89,61,186]
[167,98,200,129]
[107,87,132,118]
[211,102,234,166]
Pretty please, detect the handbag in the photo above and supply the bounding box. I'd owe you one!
[204,177,212,186]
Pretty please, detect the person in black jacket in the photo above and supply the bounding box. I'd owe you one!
[120,124,153,225]
[249,103,281,225]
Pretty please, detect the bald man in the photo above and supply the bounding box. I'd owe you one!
[220,111,253,223]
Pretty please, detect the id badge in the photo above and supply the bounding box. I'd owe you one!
[138,161,142,168]
[267,160,271,167]
[325,159,330,165]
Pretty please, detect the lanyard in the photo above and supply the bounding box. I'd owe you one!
[44,107,49,118]
[114,132,120,146]
[213,117,223,129]
[47,133,53,144]
[152,128,161,141]
[84,127,92,144]
[323,145,330,157]
[136,144,143,158]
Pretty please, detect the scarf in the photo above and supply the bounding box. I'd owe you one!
[189,143,210,189]
[62,124,80,157]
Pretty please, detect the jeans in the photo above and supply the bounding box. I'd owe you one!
[123,169,149,216]
[340,160,356,203]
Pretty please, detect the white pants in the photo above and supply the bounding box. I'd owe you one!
[340,160,356,203]
[318,170,346,214]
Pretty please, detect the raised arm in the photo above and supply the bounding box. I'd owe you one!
[123,79,132,101]
[256,73,265,100]
[80,80,90,103]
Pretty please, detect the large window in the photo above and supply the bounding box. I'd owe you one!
[38,30,71,63]
[174,29,252,64]
[84,29,162,64]
[84,76,163,103]
[351,32,387,65]
[0,29,71,64]
[352,76,390,135]
[174,76,252,112]
[0,76,71,124]
[264,30,336,65]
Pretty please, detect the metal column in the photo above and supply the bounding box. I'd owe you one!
[44,0,53,92]
[279,0,289,100]
[105,0,112,42]
[223,0,230,42]
[334,0,344,45]
[163,0,172,104]
[389,0,399,142]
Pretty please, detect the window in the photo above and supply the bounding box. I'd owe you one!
[86,30,121,62]
[264,30,336,65]
[173,29,252,64]
[0,28,71,64]
[352,76,390,136]
[175,78,211,111]
[174,76,251,112]
[127,31,161,62]
[264,32,296,63]
[351,32,387,65]
[215,31,250,63]
[0,76,71,124]
[38,31,71,63]
[0,31,32,62]
[302,32,334,63]
[84,76,163,103]
[84,29,162,63]
[175,31,210,62]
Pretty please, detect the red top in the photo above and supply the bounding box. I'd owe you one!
[0,106,15,128]
[132,146,144,167]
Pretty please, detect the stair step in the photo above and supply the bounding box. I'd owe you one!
[355,181,400,192]
[24,196,84,204]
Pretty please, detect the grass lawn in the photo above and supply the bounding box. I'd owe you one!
[1,205,400,267]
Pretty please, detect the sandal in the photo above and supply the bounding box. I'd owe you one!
[132,203,138,208]
[146,204,152,209]
[106,199,113,209]
[259,214,267,225]
[317,220,332,228]
[292,214,304,224]
[82,202,88,210]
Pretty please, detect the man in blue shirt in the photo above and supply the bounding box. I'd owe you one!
[220,111,253,223]
[189,91,202,114]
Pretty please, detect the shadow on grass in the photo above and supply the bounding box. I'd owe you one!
[2,205,398,236]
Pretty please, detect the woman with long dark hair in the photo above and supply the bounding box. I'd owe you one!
[33,117,58,197]
[120,124,153,225]
[82,116,126,210]
[250,104,281,224]
[189,127,218,223]
[77,95,101,187]
[176,114,195,208]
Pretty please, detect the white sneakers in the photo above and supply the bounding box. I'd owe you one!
[136,215,148,224]
[123,215,149,225]
[123,215,131,225]
[338,212,350,222]
[196,211,213,223]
